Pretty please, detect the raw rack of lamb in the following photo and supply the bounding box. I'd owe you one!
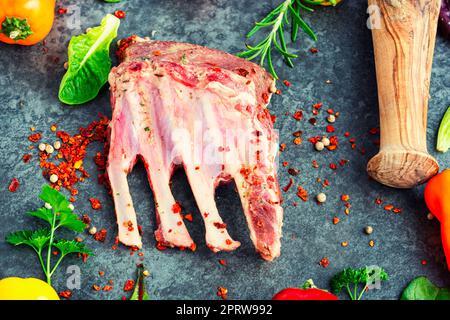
[107,36,283,260]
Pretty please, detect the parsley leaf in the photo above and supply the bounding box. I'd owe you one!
[6,185,92,285]
[54,239,92,256]
[30,185,86,232]
[57,210,86,232]
[6,230,34,246]
[28,207,53,224]
[39,185,71,214]
[6,229,50,251]
[330,266,388,300]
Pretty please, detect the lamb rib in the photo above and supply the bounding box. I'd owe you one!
[107,36,283,260]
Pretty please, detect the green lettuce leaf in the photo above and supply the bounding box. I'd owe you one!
[401,276,450,300]
[58,14,120,105]
[437,107,450,153]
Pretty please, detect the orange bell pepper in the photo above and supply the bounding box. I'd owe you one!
[424,169,450,271]
[0,0,55,45]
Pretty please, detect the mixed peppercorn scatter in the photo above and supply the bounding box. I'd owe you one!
[276,81,405,271]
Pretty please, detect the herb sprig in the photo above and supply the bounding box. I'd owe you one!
[6,185,92,285]
[238,0,339,79]
[330,266,388,300]
[130,264,150,300]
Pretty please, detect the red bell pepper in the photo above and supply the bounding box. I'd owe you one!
[272,280,338,300]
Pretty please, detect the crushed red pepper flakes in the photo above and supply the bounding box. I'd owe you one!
[326,125,335,133]
[283,79,291,87]
[375,198,383,205]
[310,47,318,54]
[114,10,126,19]
[296,186,308,201]
[393,207,402,214]
[82,214,91,225]
[8,178,20,192]
[22,154,32,163]
[308,136,321,145]
[59,290,72,299]
[37,115,109,192]
[214,222,227,229]
[28,132,42,142]
[279,143,286,152]
[308,118,317,126]
[79,253,89,263]
[217,286,228,300]
[282,178,294,193]
[293,137,302,145]
[384,204,394,211]
[156,242,168,251]
[293,130,302,137]
[369,127,380,135]
[218,259,227,266]
[319,257,330,268]
[332,217,340,225]
[92,284,101,291]
[421,259,427,265]
[93,228,107,242]
[287,167,300,176]
[292,110,303,121]
[57,7,68,15]
[341,194,350,202]
[89,198,102,210]
[172,202,182,214]
[123,280,135,292]
[184,213,193,222]
[103,285,113,292]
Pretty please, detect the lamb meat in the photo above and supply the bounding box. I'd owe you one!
[107,36,283,260]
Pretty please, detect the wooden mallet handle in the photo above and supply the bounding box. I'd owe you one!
[367,0,440,188]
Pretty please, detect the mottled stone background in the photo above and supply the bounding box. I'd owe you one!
[0,0,449,300]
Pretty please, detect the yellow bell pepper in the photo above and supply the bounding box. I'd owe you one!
[0,277,59,300]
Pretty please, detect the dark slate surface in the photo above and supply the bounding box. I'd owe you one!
[1,0,449,300]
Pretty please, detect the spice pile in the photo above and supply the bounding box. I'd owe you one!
[26,115,109,198]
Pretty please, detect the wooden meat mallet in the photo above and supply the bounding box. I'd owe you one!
[367,0,441,188]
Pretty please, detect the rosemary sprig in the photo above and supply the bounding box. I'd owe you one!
[238,0,338,79]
